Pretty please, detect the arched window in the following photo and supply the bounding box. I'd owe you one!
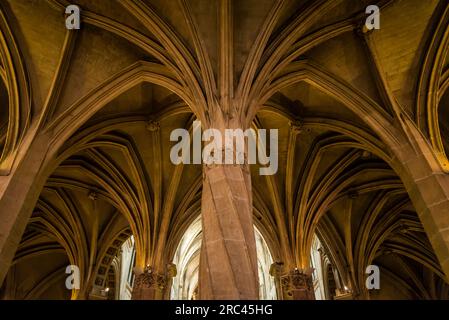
[170,216,277,300]
[310,235,327,300]
[118,236,136,300]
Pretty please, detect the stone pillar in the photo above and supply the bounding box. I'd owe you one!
[199,163,259,299]
[280,269,315,300]
[0,134,50,285]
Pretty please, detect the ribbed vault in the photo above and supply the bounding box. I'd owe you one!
[0,0,449,300]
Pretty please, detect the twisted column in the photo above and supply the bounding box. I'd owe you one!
[199,162,259,299]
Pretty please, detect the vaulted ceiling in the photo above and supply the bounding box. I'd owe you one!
[0,0,448,300]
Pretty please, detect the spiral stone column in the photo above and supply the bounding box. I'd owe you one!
[199,162,259,299]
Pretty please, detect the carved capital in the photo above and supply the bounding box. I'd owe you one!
[269,261,284,277]
[146,120,160,132]
[134,268,167,291]
[88,191,98,201]
[280,268,314,292]
[289,120,303,135]
[166,263,177,279]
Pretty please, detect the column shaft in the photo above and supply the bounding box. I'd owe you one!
[199,164,259,299]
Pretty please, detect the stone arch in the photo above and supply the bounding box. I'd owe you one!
[253,60,449,282]
[416,2,449,170]
[0,66,196,284]
[0,7,31,175]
